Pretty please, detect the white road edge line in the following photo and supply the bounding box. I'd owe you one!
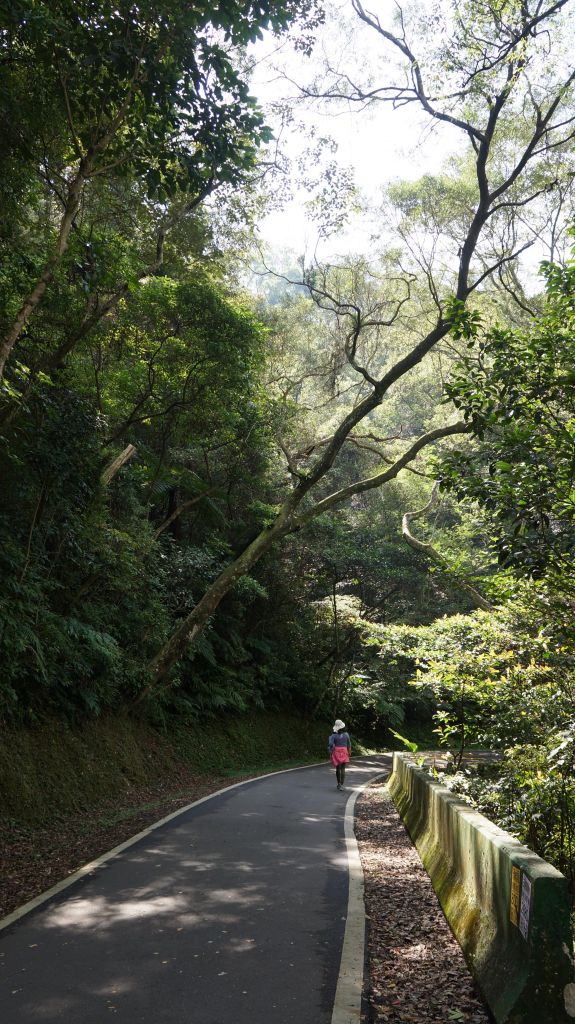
[331,770,390,1024]
[0,759,328,933]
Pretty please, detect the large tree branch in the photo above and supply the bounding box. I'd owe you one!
[489,68,575,204]
[143,420,471,689]
[0,163,215,392]
[468,238,535,293]
[289,319,451,503]
[42,185,214,374]
[350,0,483,142]
[0,189,217,431]
[295,428,402,462]
[292,421,470,528]
[0,46,151,384]
[0,158,92,381]
[402,482,494,611]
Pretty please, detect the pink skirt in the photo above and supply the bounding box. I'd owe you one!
[331,747,350,767]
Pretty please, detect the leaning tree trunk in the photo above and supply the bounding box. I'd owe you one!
[140,423,470,701]
[139,514,294,700]
[101,444,137,485]
[0,163,90,381]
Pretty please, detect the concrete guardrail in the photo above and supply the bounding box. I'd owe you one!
[389,752,575,1024]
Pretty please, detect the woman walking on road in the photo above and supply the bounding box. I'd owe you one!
[329,719,351,790]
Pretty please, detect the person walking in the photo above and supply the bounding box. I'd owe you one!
[328,719,351,790]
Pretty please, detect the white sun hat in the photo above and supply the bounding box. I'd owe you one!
[333,719,346,731]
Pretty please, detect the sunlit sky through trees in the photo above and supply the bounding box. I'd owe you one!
[249,2,465,257]
[247,0,573,280]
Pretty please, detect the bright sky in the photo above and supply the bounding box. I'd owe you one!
[248,3,457,259]
[245,0,571,286]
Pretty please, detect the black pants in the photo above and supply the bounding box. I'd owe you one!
[336,763,346,786]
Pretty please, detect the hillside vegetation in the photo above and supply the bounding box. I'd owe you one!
[2,0,575,895]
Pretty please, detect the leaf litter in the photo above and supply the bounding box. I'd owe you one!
[355,780,492,1024]
[0,771,243,920]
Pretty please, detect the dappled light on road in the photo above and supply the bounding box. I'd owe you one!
[1,760,389,1024]
[43,893,188,930]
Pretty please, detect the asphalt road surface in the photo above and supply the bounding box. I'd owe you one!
[1,756,390,1024]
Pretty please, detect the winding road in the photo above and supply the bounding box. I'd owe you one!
[0,756,390,1024]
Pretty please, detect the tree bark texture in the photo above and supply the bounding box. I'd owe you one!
[0,166,89,382]
[101,444,137,485]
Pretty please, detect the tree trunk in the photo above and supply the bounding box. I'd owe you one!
[141,424,470,700]
[0,165,89,381]
[140,516,293,698]
[101,444,137,485]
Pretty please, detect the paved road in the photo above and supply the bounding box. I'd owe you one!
[0,756,390,1024]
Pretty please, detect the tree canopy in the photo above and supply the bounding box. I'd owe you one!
[2,0,575,886]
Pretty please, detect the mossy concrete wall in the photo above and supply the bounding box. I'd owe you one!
[389,753,575,1024]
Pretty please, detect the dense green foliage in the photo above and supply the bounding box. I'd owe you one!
[0,3,475,727]
[440,246,575,578]
[3,0,575,898]
[0,271,273,717]
[0,0,332,721]
[417,243,575,889]
[353,588,575,888]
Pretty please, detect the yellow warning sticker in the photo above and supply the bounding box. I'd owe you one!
[510,865,521,926]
